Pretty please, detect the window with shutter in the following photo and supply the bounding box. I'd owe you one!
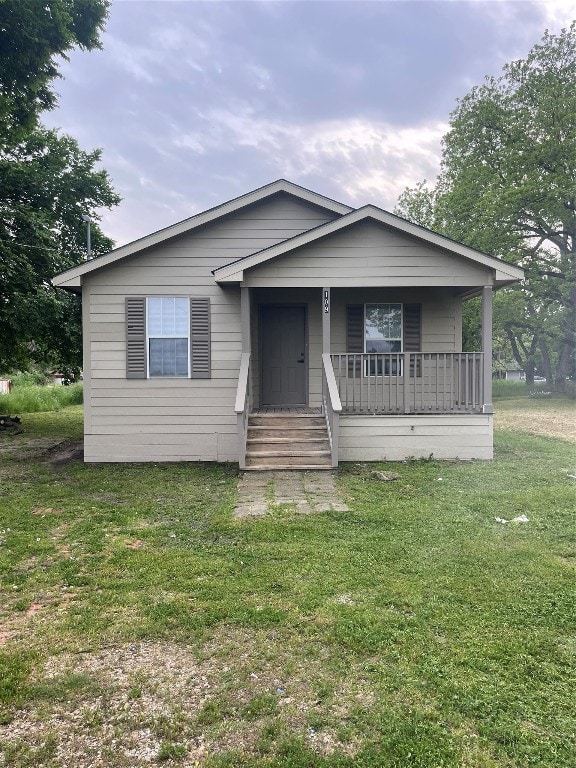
[124,296,211,379]
[345,303,422,377]
[365,303,403,375]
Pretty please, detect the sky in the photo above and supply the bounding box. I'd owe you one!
[44,0,576,247]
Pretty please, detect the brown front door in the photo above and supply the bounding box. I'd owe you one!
[260,305,307,407]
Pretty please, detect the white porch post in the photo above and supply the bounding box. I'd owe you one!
[481,285,493,413]
[240,286,251,354]
[240,285,252,409]
[322,287,330,353]
[237,286,252,469]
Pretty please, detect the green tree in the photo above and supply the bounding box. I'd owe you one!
[0,0,119,374]
[0,0,109,145]
[396,24,576,389]
[0,127,119,371]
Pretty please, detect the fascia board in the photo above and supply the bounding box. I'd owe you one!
[52,179,352,287]
[213,205,525,282]
[52,274,83,291]
[219,271,244,283]
[495,268,524,283]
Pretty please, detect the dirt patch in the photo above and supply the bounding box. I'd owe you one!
[0,628,368,765]
[44,442,84,467]
[31,507,64,516]
[0,436,66,462]
[0,591,76,646]
[494,401,576,443]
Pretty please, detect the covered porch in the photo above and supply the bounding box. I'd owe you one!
[234,284,494,469]
[212,203,523,469]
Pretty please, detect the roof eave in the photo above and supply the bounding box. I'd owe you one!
[52,179,353,284]
[213,206,526,283]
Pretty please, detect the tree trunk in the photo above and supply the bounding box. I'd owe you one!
[538,338,553,386]
[554,342,572,392]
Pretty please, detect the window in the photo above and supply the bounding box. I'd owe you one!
[147,297,189,377]
[364,303,403,376]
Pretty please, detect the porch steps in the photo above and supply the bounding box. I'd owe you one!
[244,413,332,471]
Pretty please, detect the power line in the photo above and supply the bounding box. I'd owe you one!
[0,239,58,253]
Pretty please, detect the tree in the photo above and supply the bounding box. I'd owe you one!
[0,0,119,374]
[0,0,110,146]
[396,24,576,390]
[0,127,119,371]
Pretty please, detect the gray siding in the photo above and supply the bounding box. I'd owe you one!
[330,288,461,353]
[84,194,338,462]
[339,414,493,460]
[243,221,493,288]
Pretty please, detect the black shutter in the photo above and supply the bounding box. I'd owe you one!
[346,304,363,376]
[190,297,211,378]
[125,297,146,379]
[403,303,422,377]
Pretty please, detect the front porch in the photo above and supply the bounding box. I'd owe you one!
[235,285,494,469]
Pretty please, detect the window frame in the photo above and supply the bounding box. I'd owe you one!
[363,302,404,377]
[146,296,190,379]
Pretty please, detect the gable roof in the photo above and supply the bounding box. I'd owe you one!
[53,179,353,290]
[212,204,525,286]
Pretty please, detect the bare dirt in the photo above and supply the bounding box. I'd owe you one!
[0,629,368,766]
[494,399,576,443]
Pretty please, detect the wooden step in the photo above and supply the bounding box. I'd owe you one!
[245,454,332,468]
[247,427,327,440]
[243,464,333,471]
[246,449,330,458]
[244,412,331,471]
[249,416,326,428]
[247,439,329,451]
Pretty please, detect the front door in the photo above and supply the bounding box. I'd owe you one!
[260,305,307,407]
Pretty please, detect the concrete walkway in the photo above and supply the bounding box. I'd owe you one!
[234,471,349,518]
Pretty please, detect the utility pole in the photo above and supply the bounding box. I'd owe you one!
[82,214,91,259]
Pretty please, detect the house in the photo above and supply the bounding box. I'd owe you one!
[493,361,526,381]
[53,180,524,468]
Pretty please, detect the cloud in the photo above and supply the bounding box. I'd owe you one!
[46,0,574,249]
[524,0,576,30]
[98,111,447,246]
[175,108,446,209]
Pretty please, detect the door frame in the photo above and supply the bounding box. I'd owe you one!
[258,303,308,408]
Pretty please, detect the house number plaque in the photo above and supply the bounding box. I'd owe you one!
[323,290,330,313]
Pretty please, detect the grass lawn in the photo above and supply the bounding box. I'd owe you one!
[0,400,574,767]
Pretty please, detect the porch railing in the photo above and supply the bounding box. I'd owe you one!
[235,352,251,469]
[322,353,342,467]
[331,353,484,414]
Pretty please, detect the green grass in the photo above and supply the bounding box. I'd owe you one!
[0,404,574,766]
[492,380,552,399]
[0,383,83,414]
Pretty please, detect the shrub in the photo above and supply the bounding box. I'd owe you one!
[0,384,83,414]
[8,370,50,387]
